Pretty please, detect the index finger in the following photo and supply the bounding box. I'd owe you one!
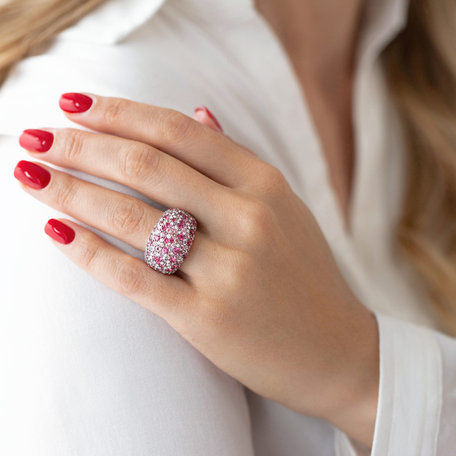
[59,92,258,188]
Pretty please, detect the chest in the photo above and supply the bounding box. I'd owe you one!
[292,68,357,232]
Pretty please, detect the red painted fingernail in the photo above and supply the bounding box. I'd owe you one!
[45,219,75,244]
[13,160,50,189]
[59,92,93,113]
[194,106,223,132]
[19,129,54,152]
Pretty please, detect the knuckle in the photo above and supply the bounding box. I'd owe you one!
[54,178,78,211]
[77,236,101,270]
[60,129,84,162]
[257,164,290,195]
[111,198,145,234]
[238,197,276,244]
[114,259,144,296]
[157,109,194,144]
[119,143,158,182]
[104,98,126,125]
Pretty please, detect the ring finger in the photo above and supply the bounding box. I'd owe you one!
[13,159,217,278]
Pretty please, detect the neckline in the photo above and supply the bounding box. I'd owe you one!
[241,0,410,242]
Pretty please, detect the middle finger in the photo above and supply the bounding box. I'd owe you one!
[19,128,232,235]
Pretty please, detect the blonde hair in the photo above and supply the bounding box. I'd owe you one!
[1,0,455,335]
[0,0,106,85]
[381,0,456,335]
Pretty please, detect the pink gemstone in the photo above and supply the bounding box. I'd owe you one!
[172,218,176,223]
[154,257,161,263]
[173,247,180,254]
[178,222,184,229]
[169,257,175,263]
[162,247,168,254]
[166,237,173,243]
[178,233,185,240]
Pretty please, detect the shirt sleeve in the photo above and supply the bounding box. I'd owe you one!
[334,312,455,456]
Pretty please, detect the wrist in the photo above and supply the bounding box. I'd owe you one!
[319,307,380,448]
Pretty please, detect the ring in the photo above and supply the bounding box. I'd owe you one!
[144,208,198,274]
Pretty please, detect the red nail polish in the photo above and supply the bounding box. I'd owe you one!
[59,92,93,113]
[45,219,75,244]
[13,160,51,189]
[194,106,223,132]
[19,129,54,152]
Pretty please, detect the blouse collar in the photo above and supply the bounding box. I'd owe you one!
[59,0,410,62]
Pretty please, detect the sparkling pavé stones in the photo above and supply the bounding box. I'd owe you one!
[144,208,197,274]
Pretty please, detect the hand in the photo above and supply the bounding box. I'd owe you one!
[15,92,379,447]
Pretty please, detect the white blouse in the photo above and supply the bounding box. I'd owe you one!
[0,0,454,455]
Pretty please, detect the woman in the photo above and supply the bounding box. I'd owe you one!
[0,0,454,454]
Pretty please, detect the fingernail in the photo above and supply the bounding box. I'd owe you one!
[59,92,93,113]
[19,129,54,152]
[45,219,75,244]
[13,160,51,189]
[194,106,223,132]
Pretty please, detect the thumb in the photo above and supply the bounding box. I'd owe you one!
[193,105,257,157]
[193,106,224,133]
